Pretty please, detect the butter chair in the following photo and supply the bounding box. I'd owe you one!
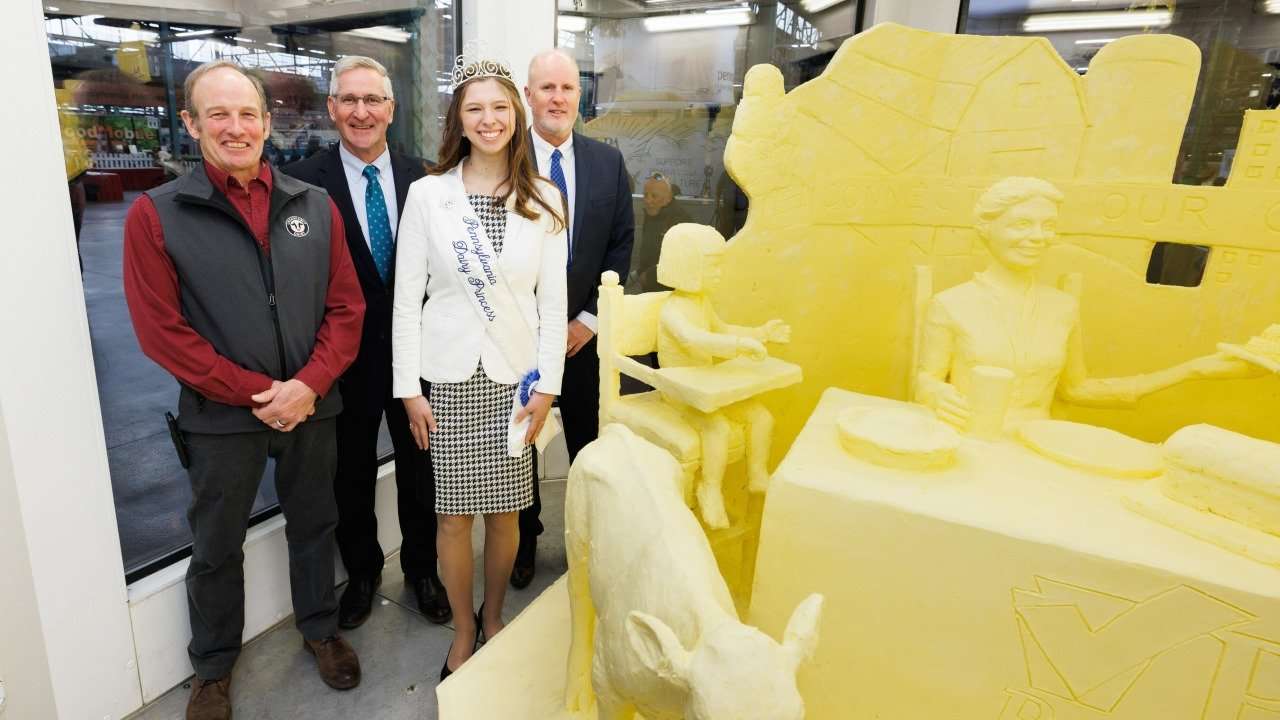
[595,270,748,503]
[595,270,760,603]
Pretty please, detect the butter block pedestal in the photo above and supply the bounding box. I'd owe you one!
[748,388,1280,720]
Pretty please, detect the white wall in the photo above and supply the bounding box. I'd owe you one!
[462,0,557,97]
[0,410,57,720]
[0,1,141,718]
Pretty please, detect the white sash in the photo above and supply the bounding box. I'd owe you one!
[438,170,559,457]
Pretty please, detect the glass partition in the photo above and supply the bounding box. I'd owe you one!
[557,0,859,293]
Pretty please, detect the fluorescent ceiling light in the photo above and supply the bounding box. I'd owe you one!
[1022,9,1171,32]
[345,26,411,43]
[1074,37,1118,44]
[559,14,588,33]
[644,8,754,32]
[802,0,846,11]
[47,5,60,11]
[174,29,216,38]
[1263,0,1280,13]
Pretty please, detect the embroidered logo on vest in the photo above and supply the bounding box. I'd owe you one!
[284,216,310,238]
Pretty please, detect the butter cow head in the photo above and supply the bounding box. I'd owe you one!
[626,594,824,720]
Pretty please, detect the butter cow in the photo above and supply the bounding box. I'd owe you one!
[565,423,823,720]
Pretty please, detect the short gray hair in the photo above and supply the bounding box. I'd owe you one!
[184,60,268,116]
[330,56,394,101]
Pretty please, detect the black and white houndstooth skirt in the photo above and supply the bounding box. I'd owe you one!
[427,194,534,515]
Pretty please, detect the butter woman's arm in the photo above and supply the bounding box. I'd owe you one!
[915,298,969,427]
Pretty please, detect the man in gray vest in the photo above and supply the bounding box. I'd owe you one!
[123,60,365,720]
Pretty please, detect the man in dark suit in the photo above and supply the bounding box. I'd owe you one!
[515,49,635,588]
[283,56,449,626]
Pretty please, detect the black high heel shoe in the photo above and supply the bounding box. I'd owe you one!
[439,619,479,682]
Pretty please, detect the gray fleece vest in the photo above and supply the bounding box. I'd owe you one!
[146,165,343,433]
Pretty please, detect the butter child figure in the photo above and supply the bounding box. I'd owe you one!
[655,224,790,529]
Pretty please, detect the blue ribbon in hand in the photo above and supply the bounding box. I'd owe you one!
[518,369,541,407]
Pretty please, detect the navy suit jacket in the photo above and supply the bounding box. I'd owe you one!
[282,147,429,415]
[532,131,634,320]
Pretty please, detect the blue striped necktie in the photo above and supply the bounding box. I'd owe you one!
[363,164,393,283]
[549,148,571,264]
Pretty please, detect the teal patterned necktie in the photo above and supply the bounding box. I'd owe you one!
[363,164,393,283]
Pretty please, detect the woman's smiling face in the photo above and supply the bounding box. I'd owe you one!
[459,78,515,158]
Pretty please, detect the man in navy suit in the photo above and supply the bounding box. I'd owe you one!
[283,56,450,625]
[514,49,635,588]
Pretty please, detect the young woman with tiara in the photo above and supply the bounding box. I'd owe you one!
[391,49,567,679]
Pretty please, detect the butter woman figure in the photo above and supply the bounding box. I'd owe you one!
[915,176,1258,430]
[656,224,790,528]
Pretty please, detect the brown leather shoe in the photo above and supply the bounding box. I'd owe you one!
[304,636,361,690]
[185,676,231,720]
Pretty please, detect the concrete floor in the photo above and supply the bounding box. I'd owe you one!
[82,194,392,573]
[126,479,568,720]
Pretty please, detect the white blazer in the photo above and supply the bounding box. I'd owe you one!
[391,160,568,399]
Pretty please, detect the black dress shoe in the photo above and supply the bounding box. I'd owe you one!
[338,574,381,630]
[510,538,536,590]
[410,575,452,624]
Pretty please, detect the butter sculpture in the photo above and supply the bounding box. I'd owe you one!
[1221,324,1280,373]
[565,424,823,720]
[914,176,1260,431]
[737,23,1280,720]
[1161,424,1280,536]
[752,388,1280,720]
[1124,424,1280,567]
[720,26,1279,449]
[437,22,1280,720]
[655,224,795,528]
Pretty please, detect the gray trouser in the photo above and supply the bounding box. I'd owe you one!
[184,418,339,679]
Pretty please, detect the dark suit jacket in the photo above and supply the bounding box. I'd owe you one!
[532,131,634,320]
[282,147,428,416]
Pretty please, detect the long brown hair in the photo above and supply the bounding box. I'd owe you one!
[431,73,565,233]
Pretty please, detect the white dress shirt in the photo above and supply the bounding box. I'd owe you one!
[338,143,399,248]
[531,130,575,240]
[531,130,597,332]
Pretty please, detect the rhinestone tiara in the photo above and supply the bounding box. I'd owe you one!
[450,41,513,93]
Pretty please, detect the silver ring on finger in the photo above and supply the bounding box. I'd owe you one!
[275,419,286,428]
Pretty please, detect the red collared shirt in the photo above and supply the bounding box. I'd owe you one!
[204,159,274,252]
[123,161,365,407]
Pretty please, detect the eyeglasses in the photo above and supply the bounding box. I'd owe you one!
[334,94,390,108]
